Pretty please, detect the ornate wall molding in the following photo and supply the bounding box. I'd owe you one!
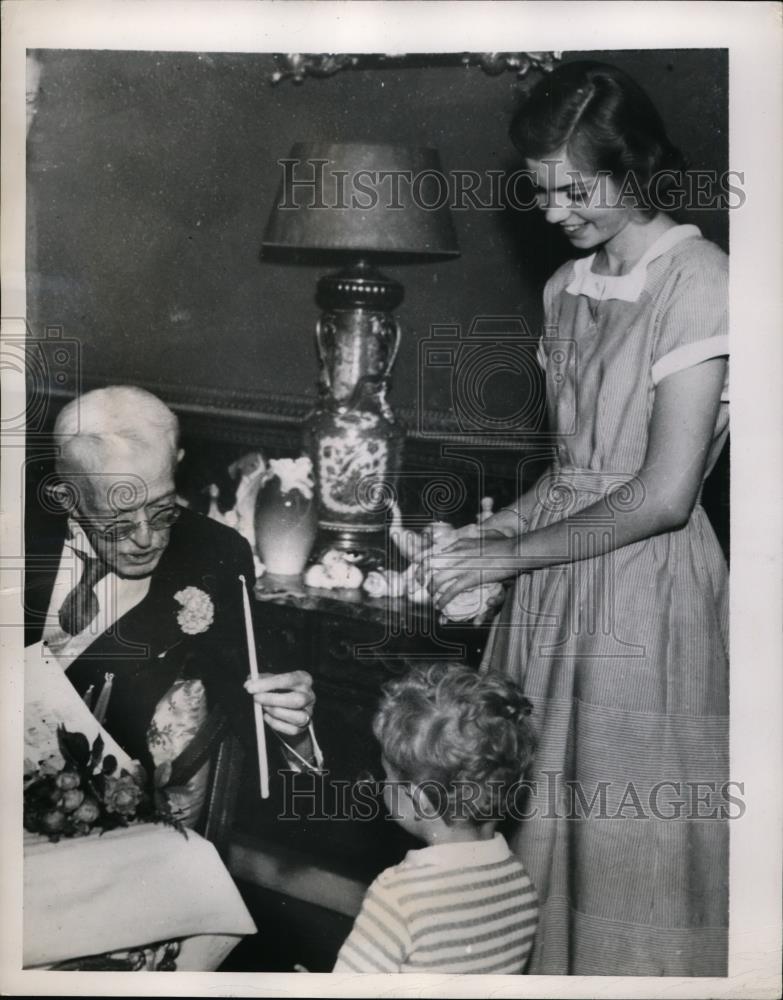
[269,51,560,85]
[44,375,554,452]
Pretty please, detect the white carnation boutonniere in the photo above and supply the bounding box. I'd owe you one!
[173,586,215,636]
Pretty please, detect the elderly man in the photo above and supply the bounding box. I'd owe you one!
[24,385,318,793]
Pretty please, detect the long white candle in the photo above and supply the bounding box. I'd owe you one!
[239,575,269,799]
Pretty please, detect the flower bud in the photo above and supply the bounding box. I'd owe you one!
[73,798,100,824]
[105,775,143,816]
[41,809,66,833]
[114,789,136,810]
[55,771,80,791]
[62,788,85,812]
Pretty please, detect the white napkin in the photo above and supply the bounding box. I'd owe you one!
[23,823,256,967]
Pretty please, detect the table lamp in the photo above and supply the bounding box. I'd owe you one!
[263,142,460,560]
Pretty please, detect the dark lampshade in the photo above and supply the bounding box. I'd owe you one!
[263,142,461,259]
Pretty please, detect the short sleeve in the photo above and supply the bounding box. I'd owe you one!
[651,247,729,400]
[332,875,412,973]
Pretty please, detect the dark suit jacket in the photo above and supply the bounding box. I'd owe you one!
[25,507,258,776]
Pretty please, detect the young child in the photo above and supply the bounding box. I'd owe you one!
[333,662,538,974]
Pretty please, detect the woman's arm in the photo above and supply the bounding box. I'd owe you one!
[427,357,727,608]
[480,487,541,536]
[425,470,550,544]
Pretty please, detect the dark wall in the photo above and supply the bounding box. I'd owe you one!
[27,48,728,423]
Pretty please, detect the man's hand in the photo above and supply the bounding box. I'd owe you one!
[243,670,315,737]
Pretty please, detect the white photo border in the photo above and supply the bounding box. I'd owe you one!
[1,2,781,997]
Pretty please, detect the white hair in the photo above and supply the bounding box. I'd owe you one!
[54,385,180,477]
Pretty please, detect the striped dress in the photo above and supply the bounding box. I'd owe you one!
[481,225,730,975]
[332,833,538,973]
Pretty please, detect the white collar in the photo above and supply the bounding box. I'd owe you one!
[65,518,98,559]
[566,224,702,303]
[403,832,512,869]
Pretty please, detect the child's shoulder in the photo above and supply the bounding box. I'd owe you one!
[374,844,536,890]
[373,855,427,886]
[364,857,431,909]
[372,851,468,891]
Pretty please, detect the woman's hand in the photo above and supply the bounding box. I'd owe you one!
[419,533,524,611]
[243,669,315,736]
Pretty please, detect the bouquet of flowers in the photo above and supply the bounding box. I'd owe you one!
[24,725,185,843]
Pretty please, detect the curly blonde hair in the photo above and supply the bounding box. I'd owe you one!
[373,662,536,825]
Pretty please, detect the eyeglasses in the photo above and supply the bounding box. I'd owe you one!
[78,504,181,542]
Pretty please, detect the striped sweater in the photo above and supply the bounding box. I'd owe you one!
[333,833,538,974]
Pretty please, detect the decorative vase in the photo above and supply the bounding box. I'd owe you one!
[303,282,405,558]
[254,457,318,576]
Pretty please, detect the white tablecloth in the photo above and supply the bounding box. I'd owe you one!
[24,823,257,970]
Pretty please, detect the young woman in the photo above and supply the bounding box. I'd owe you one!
[420,61,729,976]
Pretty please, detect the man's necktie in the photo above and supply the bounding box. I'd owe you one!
[58,553,110,636]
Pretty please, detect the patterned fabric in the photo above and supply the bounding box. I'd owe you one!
[333,834,538,974]
[147,678,210,827]
[481,226,730,975]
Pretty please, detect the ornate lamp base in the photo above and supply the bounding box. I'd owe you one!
[313,521,388,567]
[303,260,405,564]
